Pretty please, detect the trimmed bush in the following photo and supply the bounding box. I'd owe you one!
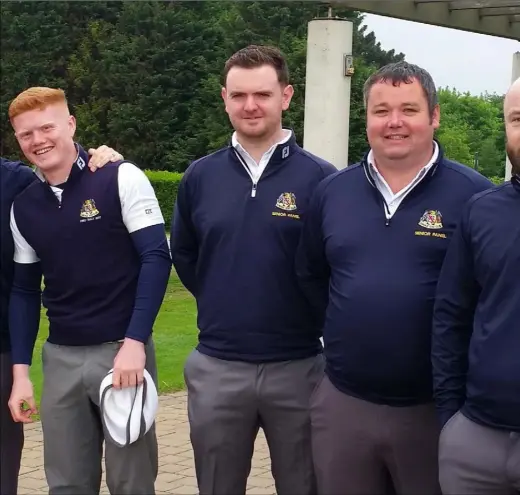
[144,170,507,228]
[145,170,183,227]
[489,176,506,185]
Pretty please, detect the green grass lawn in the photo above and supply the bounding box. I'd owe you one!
[30,270,198,406]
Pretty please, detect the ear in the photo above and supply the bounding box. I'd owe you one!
[282,84,294,111]
[221,87,228,111]
[431,104,440,130]
[11,115,21,136]
[68,115,77,138]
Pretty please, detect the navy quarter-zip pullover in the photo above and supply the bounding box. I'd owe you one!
[0,159,36,353]
[432,176,520,431]
[170,132,337,362]
[296,146,493,406]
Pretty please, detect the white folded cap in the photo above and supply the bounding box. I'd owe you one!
[99,368,158,448]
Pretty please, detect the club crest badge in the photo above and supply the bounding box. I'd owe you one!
[418,209,443,230]
[275,192,297,211]
[80,199,100,219]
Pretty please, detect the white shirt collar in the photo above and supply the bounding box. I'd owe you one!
[231,129,292,163]
[367,141,439,191]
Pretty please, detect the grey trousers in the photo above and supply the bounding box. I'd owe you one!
[40,340,158,495]
[0,352,24,495]
[184,349,324,495]
[311,375,441,495]
[439,410,520,495]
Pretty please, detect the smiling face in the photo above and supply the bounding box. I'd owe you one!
[12,102,76,172]
[366,78,440,166]
[221,64,293,142]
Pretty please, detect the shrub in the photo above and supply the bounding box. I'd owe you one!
[488,176,506,185]
[144,170,183,227]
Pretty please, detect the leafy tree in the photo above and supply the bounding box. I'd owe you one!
[436,88,505,175]
[6,1,505,179]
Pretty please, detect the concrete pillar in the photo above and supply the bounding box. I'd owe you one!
[303,17,353,169]
[505,51,520,181]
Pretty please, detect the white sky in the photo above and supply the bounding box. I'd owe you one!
[362,14,519,96]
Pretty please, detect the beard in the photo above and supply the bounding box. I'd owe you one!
[506,142,520,177]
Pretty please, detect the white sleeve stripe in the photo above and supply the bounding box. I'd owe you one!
[117,162,165,234]
[14,252,40,264]
[10,205,40,264]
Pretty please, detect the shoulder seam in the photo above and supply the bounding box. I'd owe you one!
[184,147,230,180]
[467,182,511,209]
[317,162,363,195]
[293,148,340,177]
[441,161,491,187]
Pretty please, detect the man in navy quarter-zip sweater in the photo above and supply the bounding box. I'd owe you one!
[170,45,336,495]
[432,77,520,495]
[295,62,493,495]
[7,87,172,495]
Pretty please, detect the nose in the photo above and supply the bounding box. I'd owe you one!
[32,130,46,146]
[243,95,258,112]
[387,110,403,128]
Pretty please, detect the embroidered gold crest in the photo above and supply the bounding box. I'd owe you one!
[80,199,100,219]
[275,192,297,211]
[418,210,443,230]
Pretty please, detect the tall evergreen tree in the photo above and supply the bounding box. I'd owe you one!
[3,2,502,176]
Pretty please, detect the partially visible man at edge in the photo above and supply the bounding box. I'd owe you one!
[432,77,520,495]
[6,86,171,495]
[295,61,493,494]
[1,143,122,495]
[170,45,337,495]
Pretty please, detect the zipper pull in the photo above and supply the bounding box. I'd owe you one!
[251,183,257,198]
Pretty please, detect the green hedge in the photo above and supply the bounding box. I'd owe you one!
[489,176,506,185]
[146,170,507,228]
[144,170,183,227]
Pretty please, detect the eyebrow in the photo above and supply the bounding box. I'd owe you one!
[371,102,420,109]
[229,90,273,96]
[18,122,54,133]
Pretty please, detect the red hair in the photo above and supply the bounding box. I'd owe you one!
[9,87,68,121]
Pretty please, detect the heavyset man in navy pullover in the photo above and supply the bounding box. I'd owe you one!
[7,87,171,495]
[296,62,493,494]
[170,45,336,495]
[0,147,121,495]
[432,78,520,495]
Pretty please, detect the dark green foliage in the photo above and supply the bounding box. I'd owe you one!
[1,2,505,177]
[1,1,402,168]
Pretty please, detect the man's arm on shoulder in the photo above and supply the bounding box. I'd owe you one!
[15,161,38,191]
[8,205,42,369]
[1,158,37,196]
[432,204,479,427]
[87,145,124,171]
[118,162,172,344]
[170,170,198,296]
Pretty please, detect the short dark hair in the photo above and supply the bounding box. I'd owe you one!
[223,45,290,86]
[363,61,439,117]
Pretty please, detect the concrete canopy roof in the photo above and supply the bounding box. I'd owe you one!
[337,0,520,40]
